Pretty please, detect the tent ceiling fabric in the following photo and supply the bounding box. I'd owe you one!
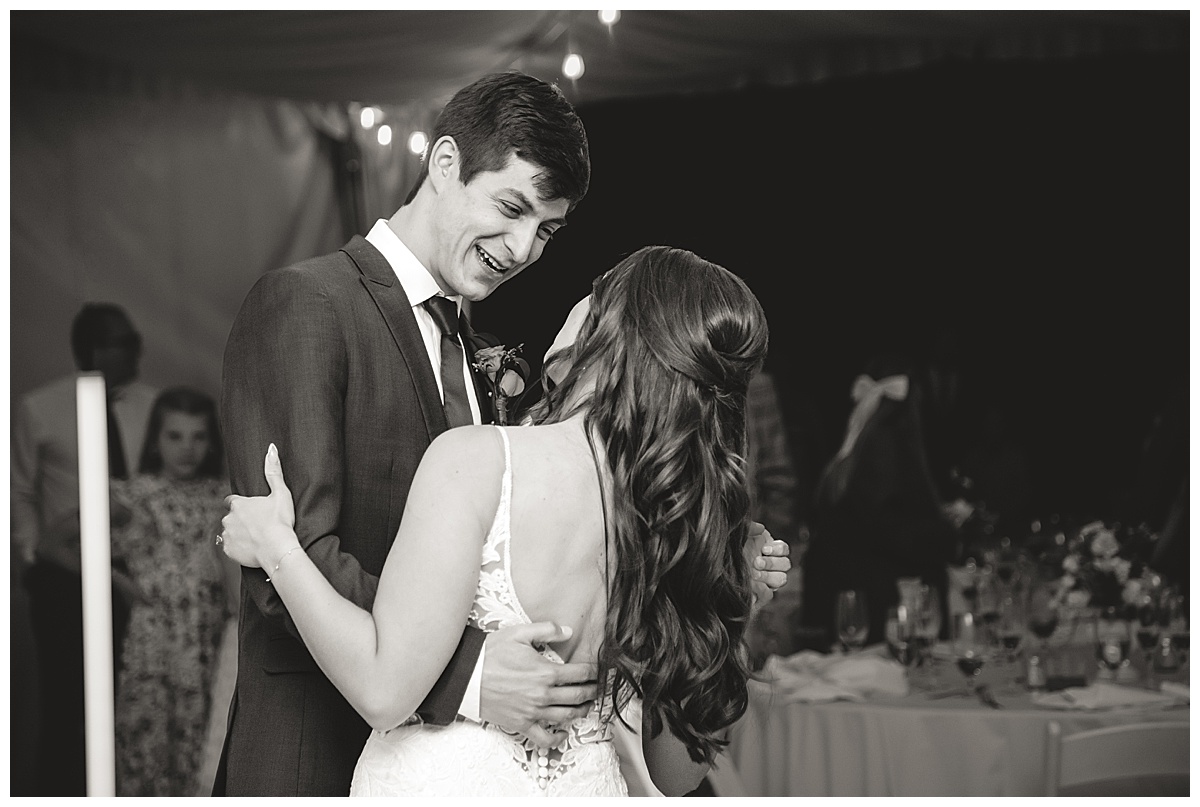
[11,9,1187,106]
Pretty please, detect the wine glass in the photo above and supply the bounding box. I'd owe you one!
[913,585,942,670]
[976,564,1001,635]
[1094,614,1132,681]
[835,590,869,654]
[1026,579,1060,658]
[1165,590,1189,668]
[1135,592,1162,673]
[960,558,980,614]
[995,594,1026,668]
[952,612,987,692]
[885,605,915,667]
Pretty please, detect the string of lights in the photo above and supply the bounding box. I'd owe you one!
[353,10,621,158]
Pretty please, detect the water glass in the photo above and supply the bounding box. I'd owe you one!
[885,605,915,667]
[1165,590,1189,668]
[1026,579,1060,654]
[835,590,869,654]
[952,612,987,689]
[914,585,942,665]
[1093,614,1132,680]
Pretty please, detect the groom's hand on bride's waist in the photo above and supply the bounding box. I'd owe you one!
[480,621,598,749]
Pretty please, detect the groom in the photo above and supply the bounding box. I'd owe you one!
[218,72,594,796]
[219,71,788,796]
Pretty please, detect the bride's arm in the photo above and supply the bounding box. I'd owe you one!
[222,427,503,731]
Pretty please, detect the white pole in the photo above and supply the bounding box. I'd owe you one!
[76,372,116,796]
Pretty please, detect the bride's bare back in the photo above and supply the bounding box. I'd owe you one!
[495,419,609,665]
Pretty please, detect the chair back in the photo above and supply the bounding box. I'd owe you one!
[1044,720,1190,796]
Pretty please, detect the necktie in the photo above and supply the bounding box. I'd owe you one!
[423,297,474,428]
[106,398,128,478]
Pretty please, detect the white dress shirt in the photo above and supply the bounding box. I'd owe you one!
[11,375,158,564]
[365,219,482,426]
[364,219,485,722]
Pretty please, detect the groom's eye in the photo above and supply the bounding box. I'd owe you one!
[499,202,520,218]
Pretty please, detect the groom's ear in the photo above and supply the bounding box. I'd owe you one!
[428,136,460,192]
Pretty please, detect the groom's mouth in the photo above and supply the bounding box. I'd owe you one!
[475,245,508,275]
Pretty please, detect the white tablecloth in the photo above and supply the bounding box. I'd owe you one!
[728,677,1189,796]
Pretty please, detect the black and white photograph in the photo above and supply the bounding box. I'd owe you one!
[9,8,1191,798]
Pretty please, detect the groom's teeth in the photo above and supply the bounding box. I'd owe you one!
[476,246,503,273]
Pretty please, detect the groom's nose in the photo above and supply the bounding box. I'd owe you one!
[502,220,539,268]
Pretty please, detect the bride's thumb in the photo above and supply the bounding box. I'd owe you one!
[264,443,289,495]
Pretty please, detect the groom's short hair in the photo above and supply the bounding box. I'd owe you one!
[407,71,590,211]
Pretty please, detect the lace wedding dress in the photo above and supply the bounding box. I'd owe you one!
[349,427,629,796]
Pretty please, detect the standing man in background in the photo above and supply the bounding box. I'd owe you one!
[12,302,158,795]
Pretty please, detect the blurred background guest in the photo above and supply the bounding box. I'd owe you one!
[920,327,968,502]
[11,302,158,796]
[744,370,804,664]
[801,354,958,647]
[746,371,802,551]
[957,399,1034,541]
[1132,375,1189,592]
[111,387,237,796]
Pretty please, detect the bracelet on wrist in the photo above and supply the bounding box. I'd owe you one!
[265,545,302,583]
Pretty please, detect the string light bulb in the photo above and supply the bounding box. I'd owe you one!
[562,52,585,80]
[407,131,428,156]
[598,10,620,26]
[377,125,392,146]
[360,106,378,129]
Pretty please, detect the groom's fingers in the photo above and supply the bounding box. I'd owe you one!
[552,659,598,683]
[524,724,566,750]
[537,705,593,727]
[508,620,574,647]
[545,683,599,710]
[762,539,790,557]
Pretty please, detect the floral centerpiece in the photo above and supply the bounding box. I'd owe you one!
[472,343,530,426]
[1051,520,1161,615]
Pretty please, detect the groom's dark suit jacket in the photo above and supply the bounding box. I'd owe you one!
[216,236,495,796]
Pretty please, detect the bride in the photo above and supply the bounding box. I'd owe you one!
[219,245,770,796]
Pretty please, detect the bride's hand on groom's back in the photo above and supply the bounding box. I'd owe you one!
[480,621,598,748]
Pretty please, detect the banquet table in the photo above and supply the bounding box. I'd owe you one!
[726,650,1190,797]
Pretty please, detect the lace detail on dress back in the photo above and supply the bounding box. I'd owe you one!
[467,426,616,792]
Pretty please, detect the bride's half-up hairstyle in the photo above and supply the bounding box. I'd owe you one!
[530,246,768,763]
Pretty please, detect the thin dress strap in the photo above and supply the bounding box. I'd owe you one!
[493,425,512,512]
[491,425,534,625]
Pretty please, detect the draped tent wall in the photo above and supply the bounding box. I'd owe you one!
[10,46,436,401]
[12,82,337,400]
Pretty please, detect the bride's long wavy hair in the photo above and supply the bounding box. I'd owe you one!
[528,246,768,763]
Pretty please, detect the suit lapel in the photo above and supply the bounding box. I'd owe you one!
[462,321,497,425]
[340,236,448,438]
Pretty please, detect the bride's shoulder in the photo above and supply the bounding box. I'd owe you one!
[423,426,506,475]
[413,427,506,508]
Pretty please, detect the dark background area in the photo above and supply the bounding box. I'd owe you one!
[476,49,1189,530]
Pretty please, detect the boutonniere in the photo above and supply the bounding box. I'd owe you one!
[472,344,530,425]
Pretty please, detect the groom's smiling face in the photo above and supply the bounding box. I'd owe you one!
[428,151,569,302]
